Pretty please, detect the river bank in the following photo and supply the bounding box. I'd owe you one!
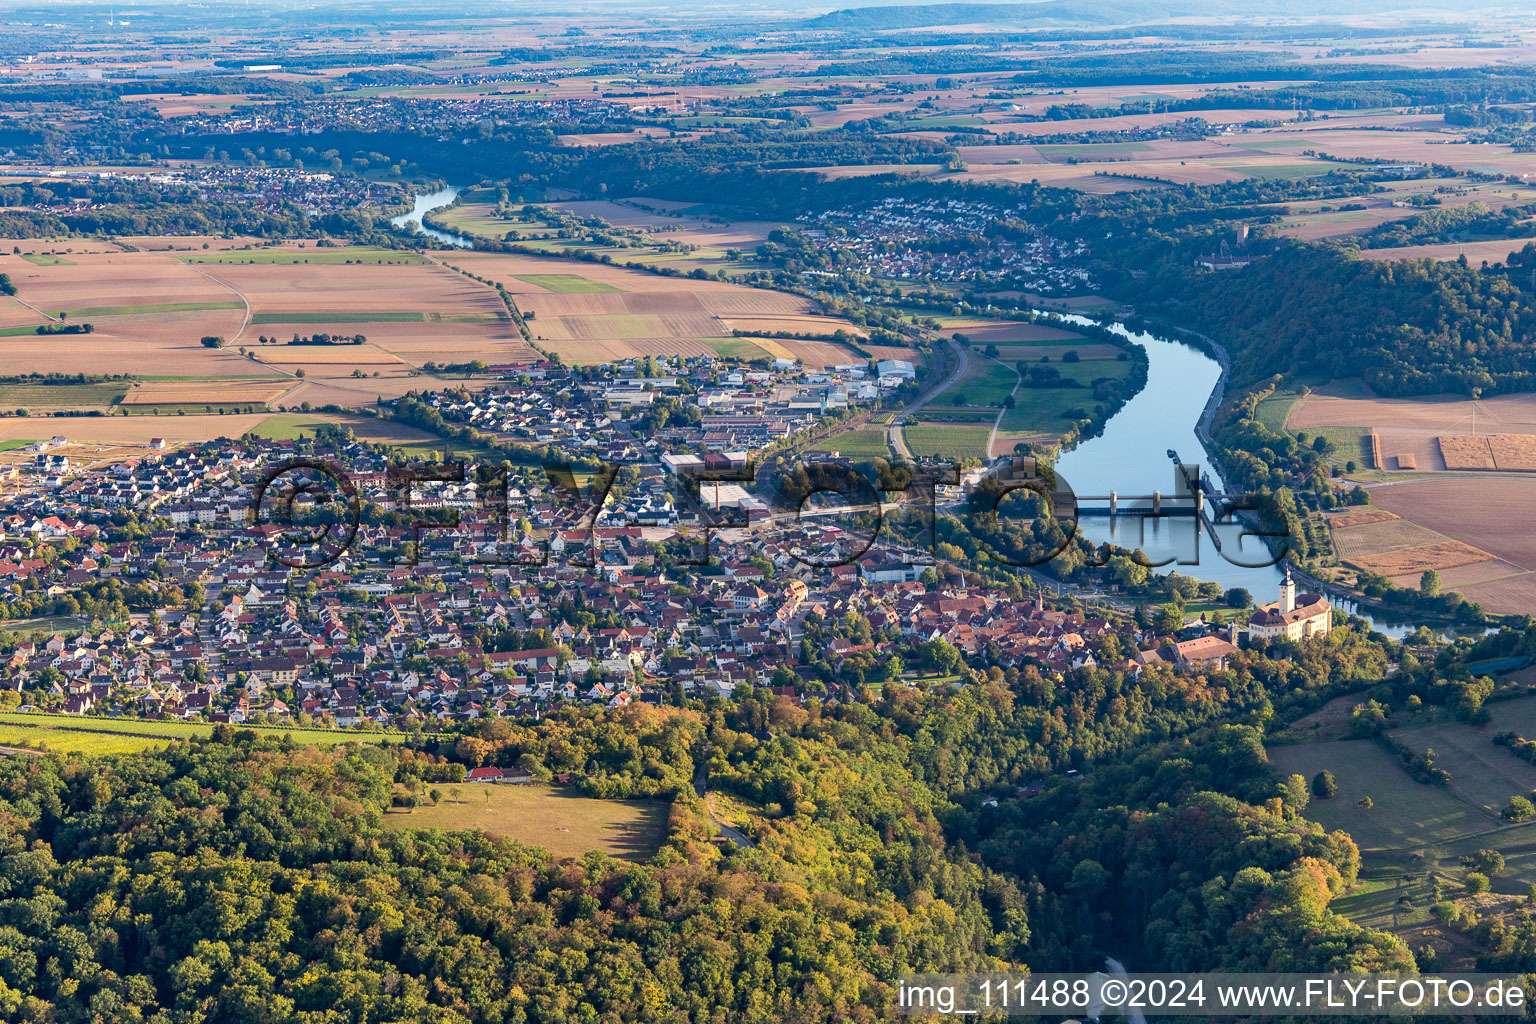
[390,187,473,248]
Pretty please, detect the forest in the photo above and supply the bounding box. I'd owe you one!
[0,619,1424,1023]
[1121,241,1536,396]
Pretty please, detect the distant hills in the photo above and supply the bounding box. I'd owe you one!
[802,0,1489,30]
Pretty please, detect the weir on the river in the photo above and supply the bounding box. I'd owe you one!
[1047,316,1424,636]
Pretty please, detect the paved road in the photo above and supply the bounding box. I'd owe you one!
[889,335,969,460]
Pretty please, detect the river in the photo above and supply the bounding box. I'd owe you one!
[1052,319,1425,637]
[390,186,473,248]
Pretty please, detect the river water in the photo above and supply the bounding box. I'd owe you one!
[385,190,1424,634]
[1052,320,1424,636]
[390,186,473,248]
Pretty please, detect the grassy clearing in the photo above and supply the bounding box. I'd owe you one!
[252,412,454,459]
[250,412,343,441]
[19,254,74,266]
[55,301,243,318]
[382,782,668,862]
[1303,426,1373,467]
[513,274,622,293]
[1253,387,1305,433]
[0,327,46,337]
[936,361,1016,407]
[0,712,415,749]
[1265,739,1493,852]
[998,389,1099,432]
[433,205,560,237]
[1386,717,1536,816]
[180,248,430,266]
[707,337,773,361]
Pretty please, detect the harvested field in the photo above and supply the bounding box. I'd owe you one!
[1292,387,1536,474]
[1459,575,1536,616]
[1387,558,1527,592]
[980,109,1301,137]
[1438,434,1496,470]
[0,334,258,380]
[1488,434,1536,471]
[114,235,273,252]
[0,414,269,446]
[1349,541,1493,577]
[1363,239,1536,266]
[254,344,406,366]
[0,298,47,329]
[538,337,726,364]
[863,344,922,362]
[0,252,236,311]
[445,254,865,365]
[1369,477,1536,572]
[1327,508,1400,529]
[0,239,122,255]
[957,159,1248,188]
[119,380,293,407]
[1331,517,1446,560]
[279,375,475,411]
[264,321,540,366]
[1238,126,1536,178]
[1292,388,1536,434]
[958,321,1084,343]
[767,337,873,368]
[85,308,248,345]
[718,314,867,337]
[200,261,505,317]
[520,293,629,317]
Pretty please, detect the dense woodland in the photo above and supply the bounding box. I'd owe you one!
[0,622,1421,1022]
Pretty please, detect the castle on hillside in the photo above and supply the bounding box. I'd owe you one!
[1245,566,1332,643]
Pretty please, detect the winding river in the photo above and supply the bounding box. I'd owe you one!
[387,186,1427,634]
[390,186,473,248]
[1053,319,1425,637]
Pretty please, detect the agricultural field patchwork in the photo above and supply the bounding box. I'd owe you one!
[446,253,882,367]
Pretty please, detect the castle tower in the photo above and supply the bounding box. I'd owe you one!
[1280,565,1296,614]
